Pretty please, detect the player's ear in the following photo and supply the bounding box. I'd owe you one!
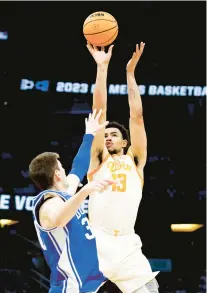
[122,139,128,148]
[54,169,61,182]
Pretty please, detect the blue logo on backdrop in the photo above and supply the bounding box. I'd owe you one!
[20,79,50,92]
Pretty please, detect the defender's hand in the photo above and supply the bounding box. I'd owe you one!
[85,109,109,135]
[83,179,115,194]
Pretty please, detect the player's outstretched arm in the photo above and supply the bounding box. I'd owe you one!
[86,43,114,156]
[126,42,147,170]
[39,179,115,229]
[67,109,108,195]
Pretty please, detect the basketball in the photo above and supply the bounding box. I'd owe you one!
[83,11,118,47]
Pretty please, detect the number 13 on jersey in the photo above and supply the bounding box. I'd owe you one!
[111,174,127,192]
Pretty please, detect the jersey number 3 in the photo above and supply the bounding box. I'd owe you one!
[112,174,127,192]
[81,217,95,240]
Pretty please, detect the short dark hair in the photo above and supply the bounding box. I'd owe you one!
[106,121,131,153]
[29,152,60,190]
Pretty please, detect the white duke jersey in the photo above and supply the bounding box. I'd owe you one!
[88,153,144,235]
[32,190,106,292]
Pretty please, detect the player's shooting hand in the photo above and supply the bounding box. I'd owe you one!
[126,42,145,73]
[85,109,109,135]
[86,42,114,66]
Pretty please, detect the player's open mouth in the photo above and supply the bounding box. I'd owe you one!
[106,143,112,147]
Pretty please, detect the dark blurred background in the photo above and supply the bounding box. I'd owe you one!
[0,2,206,293]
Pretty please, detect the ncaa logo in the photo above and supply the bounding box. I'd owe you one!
[20,79,50,92]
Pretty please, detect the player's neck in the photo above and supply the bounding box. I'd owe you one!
[116,149,124,156]
[51,182,68,192]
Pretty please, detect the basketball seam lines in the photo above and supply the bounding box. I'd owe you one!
[92,29,118,46]
[83,19,117,28]
[84,25,118,36]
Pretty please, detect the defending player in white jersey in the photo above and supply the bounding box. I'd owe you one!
[86,43,159,293]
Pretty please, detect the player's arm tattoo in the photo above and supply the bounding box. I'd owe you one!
[128,88,136,99]
[128,87,143,118]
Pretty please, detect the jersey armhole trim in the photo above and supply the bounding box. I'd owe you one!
[87,154,111,181]
[126,152,144,187]
[34,219,57,232]
[33,191,66,232]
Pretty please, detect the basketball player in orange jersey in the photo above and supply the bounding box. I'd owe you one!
[86,42,159,293]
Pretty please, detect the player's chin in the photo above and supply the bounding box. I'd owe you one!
[108,148,117,155]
